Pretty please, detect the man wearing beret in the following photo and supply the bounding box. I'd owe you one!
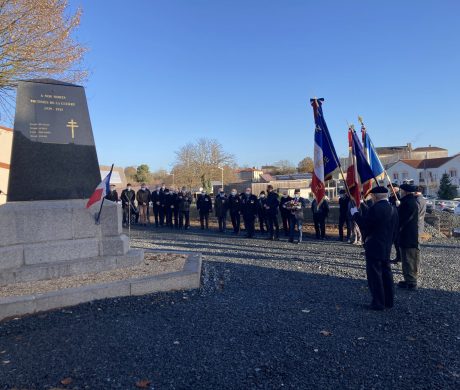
[397,183,420,290]
[351,187,399,310]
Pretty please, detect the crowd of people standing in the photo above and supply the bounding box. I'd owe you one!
[106,180,427,311]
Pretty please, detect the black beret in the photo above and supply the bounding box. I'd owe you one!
[370,186,388,194]
[387,182,399,188]
[339,189,346,194]
[400,183,416,192]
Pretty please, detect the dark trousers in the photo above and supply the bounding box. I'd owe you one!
[401,247,420,285]
[313,214,326,239]
[153,207,160,227]
[159,207,165,226]
[218,215,227,232]
[230,211,240,233]
[200,211,209,229]
[179,211,190,229]
[173,209,179,229]
[338,215,351,241]
[366,257,394,309]
[166,208,173,228]
[258,213,266,233]
[281,212,290,236]
[289,215,303,242]
[267,213,279,238]
[243,214,256,237]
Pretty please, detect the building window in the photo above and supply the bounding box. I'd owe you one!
[449,169,457,178]
[393,172,399,180]
[402,172,409,180]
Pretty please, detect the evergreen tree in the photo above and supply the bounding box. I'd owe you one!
[437,173,457,200]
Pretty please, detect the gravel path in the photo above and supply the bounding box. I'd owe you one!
[0,227,459,389]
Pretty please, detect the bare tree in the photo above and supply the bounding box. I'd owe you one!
[0,0,87,120]
[173,138,236,190]
[272,160,297,175]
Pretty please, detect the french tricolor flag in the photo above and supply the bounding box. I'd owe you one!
[86,165,113,209]
[310,98,340,205]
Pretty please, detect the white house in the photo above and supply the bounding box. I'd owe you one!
[386,154,460,196]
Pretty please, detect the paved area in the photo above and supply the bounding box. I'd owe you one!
[1,227,459,389]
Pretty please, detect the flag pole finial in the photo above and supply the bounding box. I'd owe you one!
[358,115,364,126]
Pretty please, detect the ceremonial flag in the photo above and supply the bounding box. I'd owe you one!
[360,119,385,195]
[346,126,361,206]
[310,98,340,205]
[86,165,113,209]
[350,129,376,191]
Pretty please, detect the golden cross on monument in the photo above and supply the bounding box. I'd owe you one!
[66,119,79,140]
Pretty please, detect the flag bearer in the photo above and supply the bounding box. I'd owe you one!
[241,187,258,238]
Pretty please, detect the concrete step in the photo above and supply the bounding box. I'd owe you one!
[0,249,144,286]
[0,252,201,322]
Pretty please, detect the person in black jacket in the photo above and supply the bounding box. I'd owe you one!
[163,188,175,228]
[150,186,161,227]
[338,189,351,242]
[197,190,212,229]
[351,186,399,310]
[279,190,292,237]
[240,187,258,238]
[257,191,267,234]
[397,183,420,290]
[171,189,180,229]
[121,184,136,226]
[214,188,228,232]
[311,197,329,239]
[106,184,119,202]
[264,185,280,240]
[228,189,241,234]
[136,183,151,227]
[177,187,193,229]
[388,183,401,262]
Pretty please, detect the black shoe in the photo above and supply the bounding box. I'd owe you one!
[397,281,417,290]
[288,238,294,243]
[364,303,385,311]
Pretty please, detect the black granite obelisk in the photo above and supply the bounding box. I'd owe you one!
[7,79,101,201]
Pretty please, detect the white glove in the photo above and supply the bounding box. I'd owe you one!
[395,200,401,207]
[350,207,358,216]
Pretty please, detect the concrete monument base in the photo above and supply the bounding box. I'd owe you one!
[0,200,144,285]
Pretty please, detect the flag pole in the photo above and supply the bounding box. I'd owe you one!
[358,116,396,197]
[95,164,114,224]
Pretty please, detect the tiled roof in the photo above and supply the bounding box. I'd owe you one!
[398,154,459,169]
[412,146,447,152]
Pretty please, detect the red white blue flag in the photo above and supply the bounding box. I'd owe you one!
[346,125,361,206]
[310,98,340,205]
[86,167,113,209]
[361,119,385,195]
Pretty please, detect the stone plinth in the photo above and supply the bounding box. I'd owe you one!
[0,200,143,285]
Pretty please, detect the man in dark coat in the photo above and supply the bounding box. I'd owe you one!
[228,188,241,234]
[163,188,175,229]
[159,183,167,226]
[397,183,420,290]
[121,183,136,226]
[177,187,193,229]
[214,188,228,232]
[279,190,292,237]
[287,189,307,244]
[388,183,401,262]
[196,190,212,229]
[171,189,180,229]
[257,191,267,234]
[106,184,119,202]
[151,186,162,227]
[264,185,280,240]
[351,187,399,310]
[136,183,151,227]
[240,187,258,238]
[338,189,351,242]
[311,197,329,239]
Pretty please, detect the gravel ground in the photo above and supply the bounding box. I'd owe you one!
[0,227,459,389]
[0,253,186,298]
